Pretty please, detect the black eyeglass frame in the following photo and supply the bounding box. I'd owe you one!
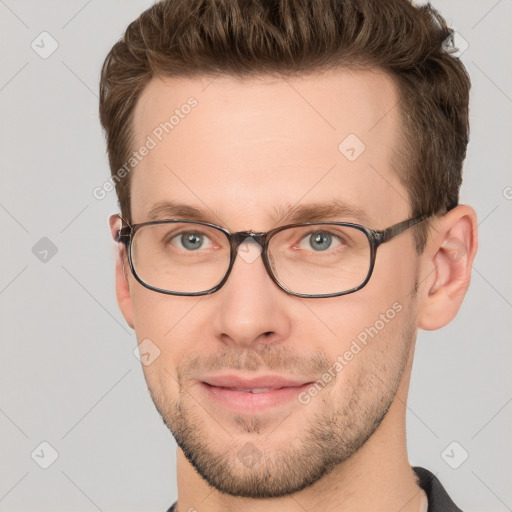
[114,214,429,299]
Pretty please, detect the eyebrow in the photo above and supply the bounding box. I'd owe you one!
[271,200,371,225]
[144,199,372,227]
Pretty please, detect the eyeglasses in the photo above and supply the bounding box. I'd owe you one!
[113,214,429,298]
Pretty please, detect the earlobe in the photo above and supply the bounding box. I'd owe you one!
[417,205,478,331]
[109,215,135,330]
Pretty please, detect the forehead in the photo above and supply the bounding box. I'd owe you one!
[130,69,409,228]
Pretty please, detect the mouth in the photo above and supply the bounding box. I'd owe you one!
[216,387,284,393]
[199,375,314,412]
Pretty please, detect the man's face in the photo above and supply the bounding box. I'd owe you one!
[122,69,420,497]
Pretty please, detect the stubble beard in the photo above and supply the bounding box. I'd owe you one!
[147,307,417,498]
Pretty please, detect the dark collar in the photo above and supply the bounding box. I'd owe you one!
[166,466,463,512]
[413,466,463,511]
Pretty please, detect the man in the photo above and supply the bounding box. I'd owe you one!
[99,1,477,510]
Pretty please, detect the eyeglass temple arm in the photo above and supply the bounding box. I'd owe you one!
[115,225,132,244]
[374,214,430,245]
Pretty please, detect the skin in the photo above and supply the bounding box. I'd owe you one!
[110,68,478,511]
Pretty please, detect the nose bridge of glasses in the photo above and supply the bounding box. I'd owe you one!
[232,231,266,265]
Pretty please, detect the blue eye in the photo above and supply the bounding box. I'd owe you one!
[181,232,203,250]
[309,232,332,251]
[171,231,212,251]
[299,231,342,252]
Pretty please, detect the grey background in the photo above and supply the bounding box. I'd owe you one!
[0,1,510,511]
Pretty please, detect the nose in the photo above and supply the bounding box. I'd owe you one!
[211,237,292,349]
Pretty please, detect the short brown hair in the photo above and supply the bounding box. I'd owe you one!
[99,0,470,251]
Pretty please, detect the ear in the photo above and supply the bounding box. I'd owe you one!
[417,205,478,330]
[109,215,135,330]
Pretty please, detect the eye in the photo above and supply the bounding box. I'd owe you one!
[299,231,343,251]
[170,231,213,251]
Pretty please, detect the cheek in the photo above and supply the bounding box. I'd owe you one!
[129,284,206,382]
[318,301,414,402]
[372,238,419,299]
[130,288,165,342]
[130,280,205,338]
[302,238,417,332]
[298,255,416,373]
[302,294,406,356]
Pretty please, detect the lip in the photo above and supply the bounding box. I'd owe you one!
[199,374,314,413]
[202,374,312,389]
